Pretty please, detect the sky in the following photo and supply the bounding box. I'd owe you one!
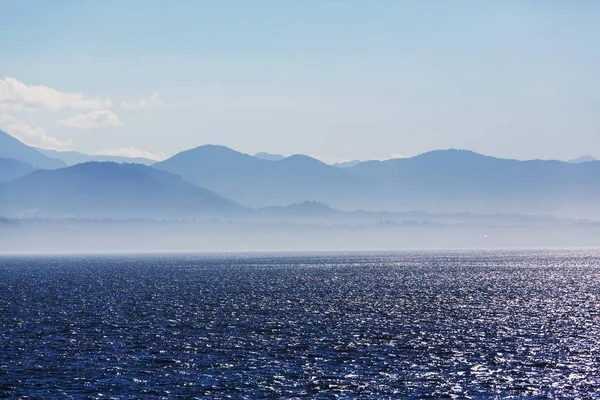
[0,0,599,162]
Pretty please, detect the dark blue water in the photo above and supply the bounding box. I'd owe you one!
[1,251,600,399]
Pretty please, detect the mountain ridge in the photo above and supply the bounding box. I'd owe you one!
[3,137,600,219]
[0,158,35,182]
[347,149,600,216]
[0,129,65,169]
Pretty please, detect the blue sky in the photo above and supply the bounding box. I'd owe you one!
[1,1,598,161]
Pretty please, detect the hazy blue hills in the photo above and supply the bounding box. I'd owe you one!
[153,146,600,217]
[2,130,600,219]
[348,149,600,216]
[255,200,570,226]
[0,162,240,219]
[0,129,65,169]
[154,145,369,207]
[36,148,156,166]
[0,158,35,183]
[258,201,344,220]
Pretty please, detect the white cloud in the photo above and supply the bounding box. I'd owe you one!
[0,113,73,150]
[0,77,112,112]
[96,147,166,161]
[380,153,410,161]
[0,102,23,114]
[121,92,162,110]
[57,110,123,129]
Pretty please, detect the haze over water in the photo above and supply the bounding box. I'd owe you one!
[2,250,599,398]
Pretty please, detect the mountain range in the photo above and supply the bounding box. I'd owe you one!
[153,145,369,208]
[346,150,600,215]
[154,146,600,217]
[1,128,600,220]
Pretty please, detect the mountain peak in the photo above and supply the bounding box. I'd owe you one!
[179,144,251,159]
[1,162,238,218]
[569,155,597,164]
[191,144,235,152]
[157,144,258,170]
[415,149,489,159]
[279,154,326,166]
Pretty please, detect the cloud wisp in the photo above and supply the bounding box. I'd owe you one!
[96,147,166,161]
[57,110,123,129]
[0,113,73,150]
[0,77,119,148]
[121,92,162,110]
[0,77,161,152]
[0,77,112,112]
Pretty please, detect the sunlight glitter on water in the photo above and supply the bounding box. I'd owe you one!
[0,250,599,398]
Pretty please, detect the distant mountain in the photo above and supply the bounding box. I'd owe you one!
[348,149,600,216]
[0,129,65,169]
[0,158,35,182]
[569,155,597,164]
[0,162,240,219]
[154,145,368,207]
[154,146,600,217]
[333,160,362,168]
[36,148,156,166]
[258,201,344,220]
[4,139,600,220]
[254,152,285,161]
[255,200,570,226]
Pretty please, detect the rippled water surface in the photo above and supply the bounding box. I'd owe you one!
[1,251,600,399]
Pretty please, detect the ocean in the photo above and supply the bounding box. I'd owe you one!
[1,251,599,398]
